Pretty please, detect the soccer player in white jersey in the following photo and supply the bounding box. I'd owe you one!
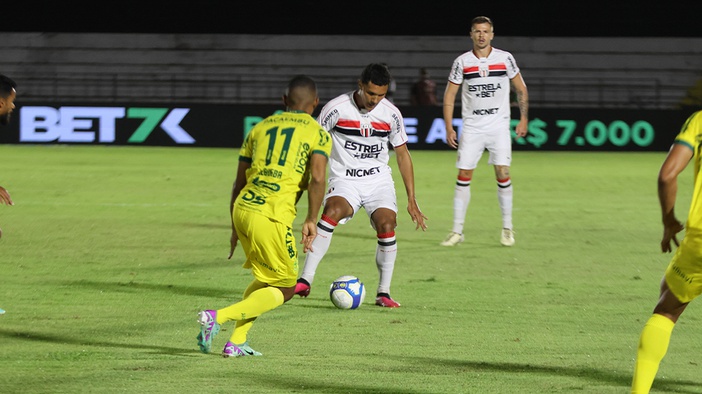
[294,63,428,307]
[440,16,529,247]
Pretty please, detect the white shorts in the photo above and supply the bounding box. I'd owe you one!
[456,130,512,170]
[325,174,398,224]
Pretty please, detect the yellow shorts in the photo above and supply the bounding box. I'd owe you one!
[233,208,298,288]
[665,236,702,303]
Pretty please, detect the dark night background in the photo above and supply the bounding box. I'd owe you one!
[4,0,702,37]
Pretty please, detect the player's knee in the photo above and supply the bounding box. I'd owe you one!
[374,220,396,233]
[495,166,510,179]
[458,169,473,178]
[323,198,352,221]
[322,206,348,222]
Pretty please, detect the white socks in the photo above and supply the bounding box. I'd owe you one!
[375,231,397,294]
[299,215,337,285]
[451,176,471,234]
[497,178,513,229]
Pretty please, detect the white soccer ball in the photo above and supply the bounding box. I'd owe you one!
[329,275,366,309]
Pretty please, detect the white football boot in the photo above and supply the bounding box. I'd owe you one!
[500,229,515,246]
[440,232,464,246]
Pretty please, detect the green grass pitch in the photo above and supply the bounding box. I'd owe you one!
[0,144,698,393]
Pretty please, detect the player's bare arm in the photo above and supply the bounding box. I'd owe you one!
[0,186,13,237]
[0,186,13,206]
[658,143,691,252]
[443,82,460,149]
[510,74,529,138]
[394,144,428,231]
[301,152,328,253]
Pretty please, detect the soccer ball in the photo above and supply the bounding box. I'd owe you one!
[329,275,366,309]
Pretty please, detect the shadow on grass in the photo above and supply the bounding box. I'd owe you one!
[62,280,368,310]
[2,327,697,392]
[402,356,701,393]
[0,328,199,357]
[201,372,428,394]
[60,279,241,299]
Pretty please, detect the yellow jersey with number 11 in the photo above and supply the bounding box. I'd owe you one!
[235,110,331,225]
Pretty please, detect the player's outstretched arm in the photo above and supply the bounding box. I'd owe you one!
[394,145,428,231]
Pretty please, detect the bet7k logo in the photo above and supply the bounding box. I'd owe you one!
[19,106,195,144]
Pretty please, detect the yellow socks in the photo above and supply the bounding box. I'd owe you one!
[631,314,675,393]
[213,279,286,345]
[217,286,284,323]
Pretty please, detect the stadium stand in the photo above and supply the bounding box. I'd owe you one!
[1,33,700,109]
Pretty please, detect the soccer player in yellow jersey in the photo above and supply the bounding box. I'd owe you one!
[631,110,702,393]
[197,75,330,357]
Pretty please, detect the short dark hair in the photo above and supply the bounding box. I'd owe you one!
[285,75,318,108]
[471,16,493,30]
[360,63,391,87]
[0,74,16,99]
[287,75,317,94]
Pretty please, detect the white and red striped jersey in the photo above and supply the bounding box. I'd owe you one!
[448,47,521,133]
[317,91,408,180]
